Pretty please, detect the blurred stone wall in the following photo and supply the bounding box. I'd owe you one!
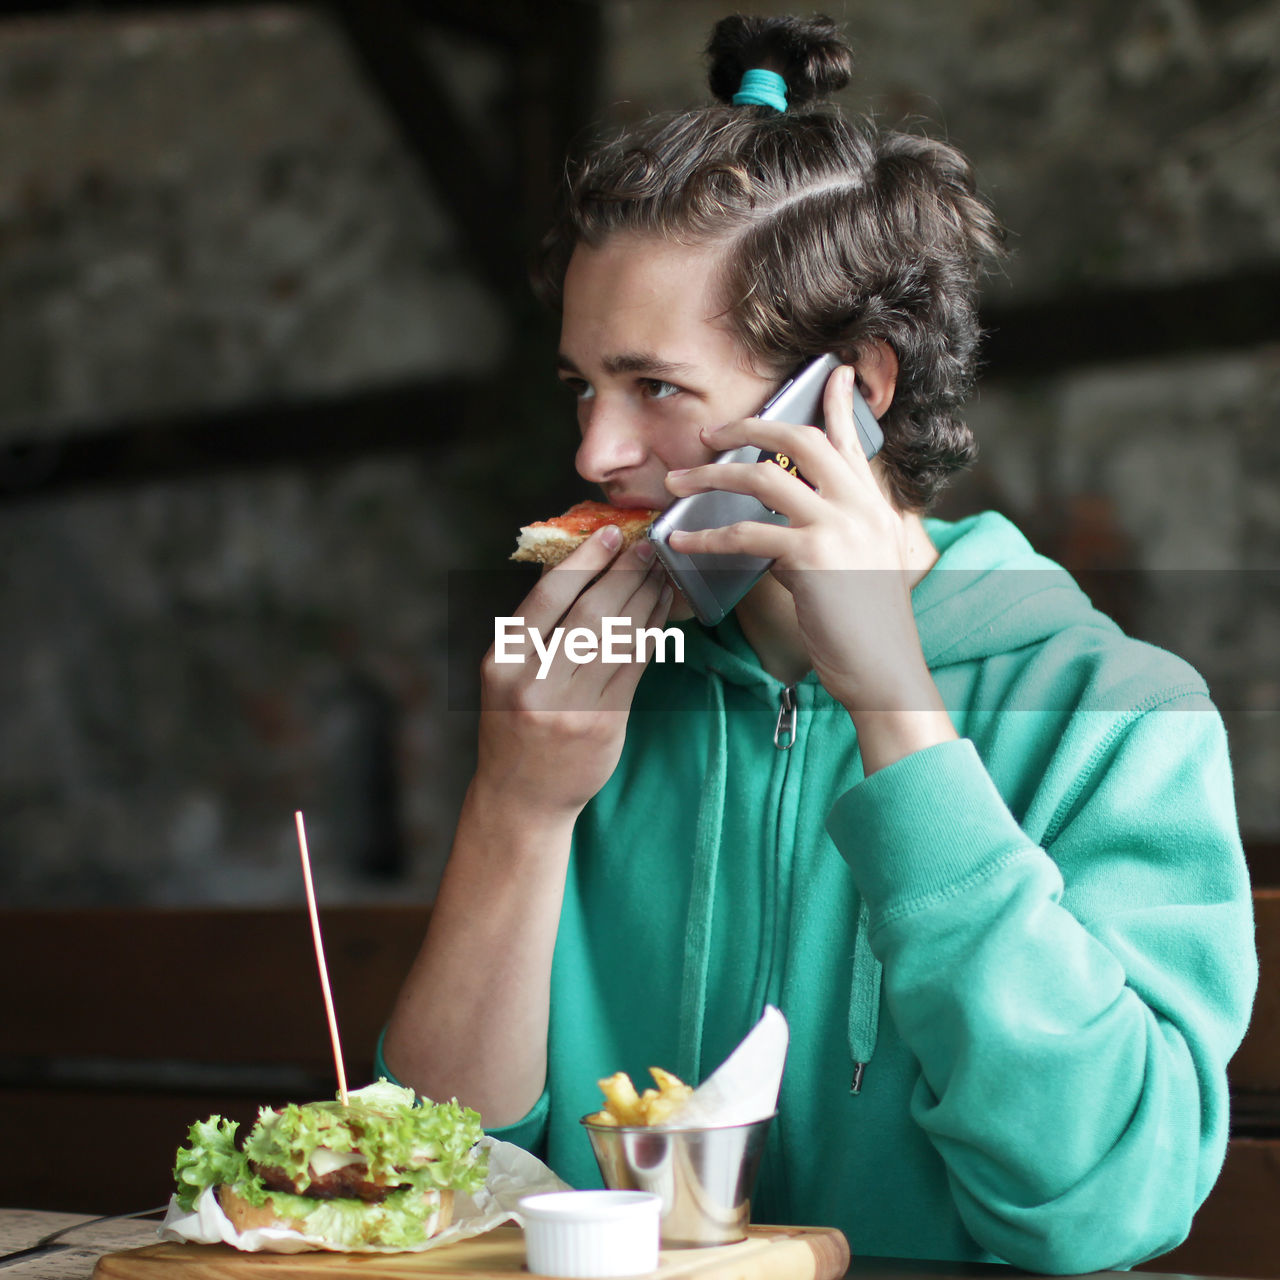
[0,7,506,905]
[2,1,1277,907]
[609,0,1280,297]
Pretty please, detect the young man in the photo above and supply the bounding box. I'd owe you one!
[382,15,1256,1271]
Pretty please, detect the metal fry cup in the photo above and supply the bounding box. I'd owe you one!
[580,1113,775,1248]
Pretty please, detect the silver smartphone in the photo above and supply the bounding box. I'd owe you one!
[647,353,884,626]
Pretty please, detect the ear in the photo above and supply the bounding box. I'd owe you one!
[850,340,898,419]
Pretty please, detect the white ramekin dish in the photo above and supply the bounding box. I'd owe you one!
[519,1189,662,1277]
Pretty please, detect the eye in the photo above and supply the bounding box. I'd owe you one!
[560,376,594,400]
[640,379,681,400]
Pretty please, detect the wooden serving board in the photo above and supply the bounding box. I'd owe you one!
[92,1223,849,1280]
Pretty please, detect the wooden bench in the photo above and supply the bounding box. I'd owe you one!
[0,904,429,1214]
[2,893,1276,1275]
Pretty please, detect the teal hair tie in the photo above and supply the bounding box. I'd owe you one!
[732,68,788,113]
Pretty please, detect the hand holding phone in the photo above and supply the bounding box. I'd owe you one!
[648,354,883,626]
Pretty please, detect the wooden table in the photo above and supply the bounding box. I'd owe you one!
[5,903,1276,1277]
[0,1209,164,1279]
[0,1209,1260,1280]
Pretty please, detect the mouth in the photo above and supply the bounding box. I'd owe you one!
[604,490,668,512]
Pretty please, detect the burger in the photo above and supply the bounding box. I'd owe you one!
[173,1079,487,1249]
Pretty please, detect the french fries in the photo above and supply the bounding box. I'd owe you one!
[585,1066,694,1127]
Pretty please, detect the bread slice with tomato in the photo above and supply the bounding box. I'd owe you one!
[511,500,660,567]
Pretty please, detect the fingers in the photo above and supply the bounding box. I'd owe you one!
[599,573,676,701]
[663,365,889,564]
[519,524,627,629]
[509,560,670,704]
[560,550,665,652]
[685,422,848,505]
[698,416,831,470]
[666,517,789,562]
[666,457,826,524]
[560,539,663,634]
[820,364,876,472]
[492,534,670,698]
[681,365,878,499]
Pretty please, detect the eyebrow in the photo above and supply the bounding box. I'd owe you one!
[556,352,700,379]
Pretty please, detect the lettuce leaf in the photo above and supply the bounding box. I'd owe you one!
[253,1185,453,1248]
[242,1080,487,1195]
[173,1116,254,1212]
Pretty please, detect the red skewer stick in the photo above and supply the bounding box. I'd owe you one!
[295,810,349,1106]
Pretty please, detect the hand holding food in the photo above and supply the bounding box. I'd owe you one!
[172,1079,487,1250]
[478,501,672,820]
[584,1066,694,1127]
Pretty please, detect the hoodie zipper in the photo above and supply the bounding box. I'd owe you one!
[773,685,797,750]
[764,684,799,1221]
[771,679,878,1095]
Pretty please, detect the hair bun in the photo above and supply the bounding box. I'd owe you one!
[706,13,852,108]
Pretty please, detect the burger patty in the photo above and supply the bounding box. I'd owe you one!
[253,1161,408,1202]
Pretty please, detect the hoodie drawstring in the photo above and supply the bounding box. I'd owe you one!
[848,897,881,1093]
[676,672,728,1086]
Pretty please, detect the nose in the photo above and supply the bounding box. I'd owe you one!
[574,394,648,486]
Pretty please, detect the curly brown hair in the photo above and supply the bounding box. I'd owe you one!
[534,14,1007,511]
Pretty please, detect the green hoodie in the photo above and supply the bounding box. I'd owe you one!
[384,511,1256,1272]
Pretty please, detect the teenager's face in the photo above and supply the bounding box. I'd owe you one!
[558,233,780,511]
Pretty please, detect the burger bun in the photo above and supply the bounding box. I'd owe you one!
[215,1184,456,1244]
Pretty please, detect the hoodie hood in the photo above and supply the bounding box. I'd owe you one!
[679,510,1114,694]
[915,511,1118,668]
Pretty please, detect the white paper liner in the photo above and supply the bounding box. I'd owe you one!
[666,1005,789,1127]
[158,1136,567,1254]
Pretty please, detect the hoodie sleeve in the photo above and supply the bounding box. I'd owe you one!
[826,700,1257,1275]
